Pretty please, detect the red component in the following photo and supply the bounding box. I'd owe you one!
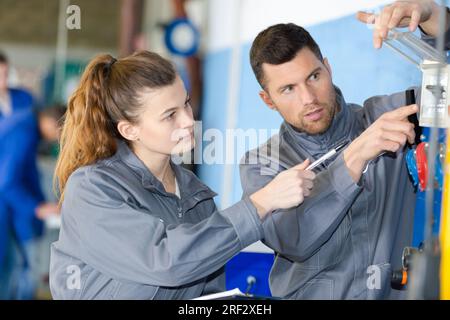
[416,142,428,191]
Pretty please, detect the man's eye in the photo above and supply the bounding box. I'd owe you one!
[310,73,320,81]
[185,97,192,107]
[166,112,175,120]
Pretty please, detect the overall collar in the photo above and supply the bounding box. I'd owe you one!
[116,140,214,200]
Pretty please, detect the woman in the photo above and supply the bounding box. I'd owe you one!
[49,51,315,299]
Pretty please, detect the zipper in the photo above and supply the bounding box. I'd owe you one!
[177,202,183,219]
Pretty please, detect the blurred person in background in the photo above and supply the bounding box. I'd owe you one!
[0,51,35,118]
[0,105,65,299]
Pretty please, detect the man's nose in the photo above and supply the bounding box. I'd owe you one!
[299,87,316,106]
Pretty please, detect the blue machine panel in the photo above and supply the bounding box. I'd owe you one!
[225,252,274,297]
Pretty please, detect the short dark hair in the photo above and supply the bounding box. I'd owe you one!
[0,51,8,64]
[250,23,323,89]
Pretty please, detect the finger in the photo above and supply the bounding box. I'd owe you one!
[301,170,316,180]
[382,140,402,153]
[303,188,311,197]
[407,131,416,145]
[383,104,419,120]
[379,5,394,39]
[356,11,376,24]
[293,158,310,171]
[380,119,414,130]
[373,14,383,49]
[404,125,416,145]
[374,29,382,49]
[381,130,409,147]
[380,120,415,141]
[388,7,407,29]
[409,9,421,32]
[302,179,314,190]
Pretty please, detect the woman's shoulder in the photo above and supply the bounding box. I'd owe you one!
[65,157,132,198]
[69,157,116,180]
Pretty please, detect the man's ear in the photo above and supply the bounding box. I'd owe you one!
[259,90,277,111]
[323,57,333,78]
[117,120,140,141]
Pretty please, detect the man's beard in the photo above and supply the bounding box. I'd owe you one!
[298,100,337,135]
[287,88,339,136]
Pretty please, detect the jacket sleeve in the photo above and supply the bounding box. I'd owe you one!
[361,87,421,120]
[202,267,226,295]
[240,152,362,262]
[419,14,450,51]
[63,168,263,287]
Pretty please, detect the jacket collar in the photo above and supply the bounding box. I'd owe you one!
[116,140,216,201]
[280,86,356,159]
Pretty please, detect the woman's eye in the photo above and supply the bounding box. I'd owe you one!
[185,98,192,107]
[283,86,293,94]
[166,112,175,120]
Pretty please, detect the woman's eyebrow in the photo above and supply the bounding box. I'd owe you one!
[160,93,189,116]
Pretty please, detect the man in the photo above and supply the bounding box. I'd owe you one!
[0,105,64,299]
[0,52,35,118]
[240,0,447,299]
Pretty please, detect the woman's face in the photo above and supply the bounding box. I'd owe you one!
[127,76,195,156]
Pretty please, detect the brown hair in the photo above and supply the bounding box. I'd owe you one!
[250,23,323,89]
[54,51,176,202]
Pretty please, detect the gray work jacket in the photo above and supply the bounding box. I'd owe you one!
[50,141,263,299]
[240,87,418,299]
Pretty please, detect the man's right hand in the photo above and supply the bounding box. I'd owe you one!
[343,104,418,182]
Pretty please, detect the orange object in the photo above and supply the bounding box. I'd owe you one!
[401,269,408,286]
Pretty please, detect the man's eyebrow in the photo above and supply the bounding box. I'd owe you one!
[305,67,322,80]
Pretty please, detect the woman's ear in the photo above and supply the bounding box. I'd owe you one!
[117,120,140,141]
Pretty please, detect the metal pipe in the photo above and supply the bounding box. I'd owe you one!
[54,0,70,103]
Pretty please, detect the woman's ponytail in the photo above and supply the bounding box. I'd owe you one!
[54,55,119,202]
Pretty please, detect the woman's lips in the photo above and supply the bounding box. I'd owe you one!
[304,108,324,121]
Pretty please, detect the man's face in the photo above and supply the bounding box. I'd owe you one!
[260,48,337,135]
[0,63,8,92]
